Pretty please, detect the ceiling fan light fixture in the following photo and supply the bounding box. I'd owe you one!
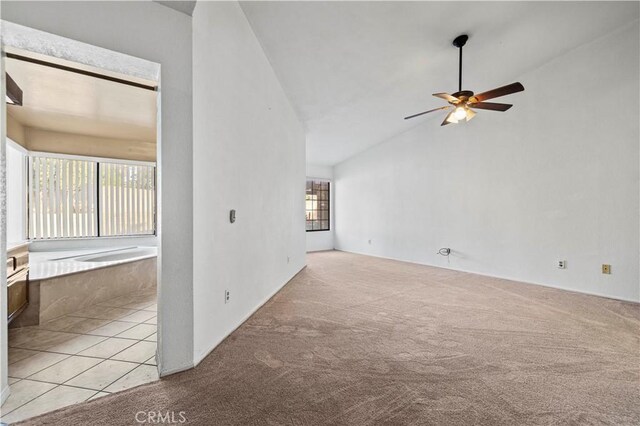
[454,106,467,120]
[445,111,459,124]
[465,108,476,121]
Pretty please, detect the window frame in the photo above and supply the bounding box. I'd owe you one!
[305,179,330,232]
[26,151,157,240]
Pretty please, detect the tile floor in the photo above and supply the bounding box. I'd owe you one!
[1,290,158,424]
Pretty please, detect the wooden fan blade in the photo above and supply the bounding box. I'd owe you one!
[470,82,524,103]
[469,102,512,112]
[441,111,457,126]
[433,93,459,103]
[404,105,450,120]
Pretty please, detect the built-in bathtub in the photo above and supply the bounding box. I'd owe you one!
[73,247,156,263]
[11,246,157,327]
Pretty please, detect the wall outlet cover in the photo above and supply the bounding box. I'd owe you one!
[558,260,566,269]
[602,264,611,274]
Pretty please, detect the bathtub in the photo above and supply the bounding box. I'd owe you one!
[32,246,157,280]
[11,246,157,326]
[69,247,156,263]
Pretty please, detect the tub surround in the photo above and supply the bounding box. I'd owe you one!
[10,247,157,326]
[28,236,157,253]
[37,258,156,323]
[30,247,157,281]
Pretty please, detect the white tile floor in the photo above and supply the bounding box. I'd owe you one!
[1,290,158,424]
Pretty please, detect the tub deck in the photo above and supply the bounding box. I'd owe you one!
[30,246,157,280]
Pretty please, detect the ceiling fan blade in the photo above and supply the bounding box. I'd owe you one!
[433,93,459,103]
[404,105,450,120]
[468,102,512,112]
[470,82,524,103]
[441,111,457,126]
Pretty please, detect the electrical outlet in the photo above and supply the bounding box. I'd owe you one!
[558,260,566,269]
[602,264,611,274]
[225,290,230,303]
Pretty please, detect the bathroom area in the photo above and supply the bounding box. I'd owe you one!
[2,44,161,423]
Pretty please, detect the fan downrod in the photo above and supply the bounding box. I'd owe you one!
[452,34,469,92]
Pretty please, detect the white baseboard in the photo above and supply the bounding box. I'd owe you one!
[334,249,639,304]
[159,362,194,378]
[193,265,307,367]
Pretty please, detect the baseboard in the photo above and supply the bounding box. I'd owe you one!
[193,265,307,367]
[335,249,639,304]
[159,362,194,378]
[1,384,10,406]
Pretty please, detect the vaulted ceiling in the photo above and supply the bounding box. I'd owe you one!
[240,1,639,165]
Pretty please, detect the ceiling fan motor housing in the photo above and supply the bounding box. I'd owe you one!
[451,90,474,101]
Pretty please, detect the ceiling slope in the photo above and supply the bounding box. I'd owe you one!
[240,1,639,165]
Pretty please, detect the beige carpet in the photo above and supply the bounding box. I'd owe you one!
[17,251,640,425]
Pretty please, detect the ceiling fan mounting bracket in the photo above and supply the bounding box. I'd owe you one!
[452,34,468,48]
[451,90,474,101]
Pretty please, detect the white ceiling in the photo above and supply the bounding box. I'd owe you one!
[155,1,197,16]
[6,57,157,142]
[240,1,639,166]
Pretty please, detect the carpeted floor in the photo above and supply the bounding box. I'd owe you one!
[16,251,640,425]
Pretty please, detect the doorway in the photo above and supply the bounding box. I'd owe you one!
[1,23,163,423]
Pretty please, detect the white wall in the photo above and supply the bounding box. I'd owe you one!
[306,163,334,252]
[335,22,640,302]
[1,6,9,400]
[6,140,25,244]
[192,2,306,363]
[2,1,194,374]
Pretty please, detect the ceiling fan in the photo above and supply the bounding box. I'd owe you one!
[404,34,524,126]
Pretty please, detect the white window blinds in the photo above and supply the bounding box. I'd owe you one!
[99,163,155,236]
[29,156,97,239]
[28,155,155,239]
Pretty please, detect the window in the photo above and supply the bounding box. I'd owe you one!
[305,180,329,231]
[99,162,156,236]
[29,156,97,239]
[28,154,155,239]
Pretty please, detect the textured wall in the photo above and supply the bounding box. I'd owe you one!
[192,2,306,363]
[335,22,640,302]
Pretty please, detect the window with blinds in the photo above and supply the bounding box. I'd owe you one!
[28,155,155,239]
[29,157,97,239]
[99,163,155,236]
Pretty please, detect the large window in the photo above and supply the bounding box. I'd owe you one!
[28,155,155,239]
[305,180,329,231]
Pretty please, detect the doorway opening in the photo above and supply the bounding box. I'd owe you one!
[1,25,163,423]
